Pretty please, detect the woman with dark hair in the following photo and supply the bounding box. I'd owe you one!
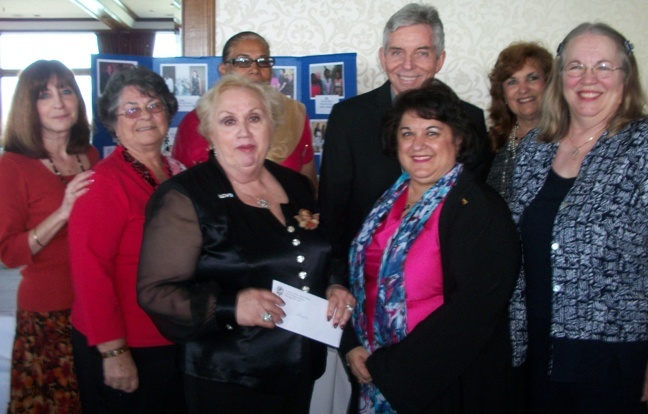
[508,23,648,413]
[486,42,553,198]
[341,79,520,413]
[0,59,99,413]
[67,66,186,413]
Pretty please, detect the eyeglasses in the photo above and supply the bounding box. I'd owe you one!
[225,56,275,68]
[117,101,166,119]
[563,62,624,79]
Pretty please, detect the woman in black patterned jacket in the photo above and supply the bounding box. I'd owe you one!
[507,22,647,413]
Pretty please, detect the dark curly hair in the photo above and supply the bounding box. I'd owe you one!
[382,78,478,166]
[98,65,178,136]
[487,42,552,151]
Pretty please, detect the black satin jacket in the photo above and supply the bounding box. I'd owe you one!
[138,157,340,393]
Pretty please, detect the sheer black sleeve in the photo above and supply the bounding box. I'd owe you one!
[137,188,238,343]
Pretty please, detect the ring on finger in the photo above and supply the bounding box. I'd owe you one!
[345,304,354,312]
[262,312,273,322]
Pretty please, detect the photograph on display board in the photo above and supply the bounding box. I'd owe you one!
[271,66,297,99]
[309,63,344,98]
[97,59,138,96]
[164,64,207,97]
[162,63,208,112]
[310,119,327,154]
[160,65,177,94]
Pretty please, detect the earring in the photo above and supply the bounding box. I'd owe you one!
[211,146,217,157]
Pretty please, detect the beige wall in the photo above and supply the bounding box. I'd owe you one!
[216,0,648,114]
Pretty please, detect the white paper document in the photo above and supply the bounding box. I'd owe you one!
[272,280,343,348]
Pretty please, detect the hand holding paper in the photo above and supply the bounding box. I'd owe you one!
[271,280,343,347]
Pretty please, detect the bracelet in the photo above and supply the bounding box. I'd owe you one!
[100,345,129,359]
[31,229,45,248]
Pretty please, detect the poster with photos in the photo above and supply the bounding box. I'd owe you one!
[90,53,355,160]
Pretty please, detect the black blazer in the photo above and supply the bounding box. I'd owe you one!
[319,81,491,279]
[340,171,521,413]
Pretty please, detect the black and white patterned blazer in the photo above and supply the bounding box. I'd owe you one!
[507,118,648,366]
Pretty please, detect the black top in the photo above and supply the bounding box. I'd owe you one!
[340,171,521,413]
[137,157,341,392]
[521,168,575,377]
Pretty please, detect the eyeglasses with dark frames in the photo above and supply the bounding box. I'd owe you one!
[563,62,624,79]
[225,56,275,68]
[117,101,166,119]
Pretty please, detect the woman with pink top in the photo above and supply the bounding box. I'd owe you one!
[341,79,520,413]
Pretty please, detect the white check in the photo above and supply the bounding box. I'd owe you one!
[272,280,343,348]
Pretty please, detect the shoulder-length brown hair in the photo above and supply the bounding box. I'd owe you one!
[538,22,646,142]
[2,60,90,158]
[488,42,552,151]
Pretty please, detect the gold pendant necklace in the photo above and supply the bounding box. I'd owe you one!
[567,127,606,158]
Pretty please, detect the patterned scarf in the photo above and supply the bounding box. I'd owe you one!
[349,163,463,413]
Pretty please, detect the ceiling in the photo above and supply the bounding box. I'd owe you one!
[0,0,181,31]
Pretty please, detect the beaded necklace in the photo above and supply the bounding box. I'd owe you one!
[120,145,172,189]
[48,154,85,183]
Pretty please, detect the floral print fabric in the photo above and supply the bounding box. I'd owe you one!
[8,309,80,413]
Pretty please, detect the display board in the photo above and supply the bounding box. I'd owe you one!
[91,53,357,172]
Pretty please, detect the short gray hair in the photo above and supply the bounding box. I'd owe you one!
[382,3,445,58]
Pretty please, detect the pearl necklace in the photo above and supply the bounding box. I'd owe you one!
[48,154,85,183]
[498,122,519,193]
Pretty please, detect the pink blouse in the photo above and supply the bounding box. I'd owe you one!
[364,188,444,343]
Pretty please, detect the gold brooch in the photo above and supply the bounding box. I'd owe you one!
[294,209,320,230]
[461,198,468,205]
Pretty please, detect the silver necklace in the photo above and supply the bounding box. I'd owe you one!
[244,192,269,209]
[48,154,85,183]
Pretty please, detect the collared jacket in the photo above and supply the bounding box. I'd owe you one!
[340,170,520,413]
[137,157,340,392]
[508,119,648,366]
[319,80,491,287]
